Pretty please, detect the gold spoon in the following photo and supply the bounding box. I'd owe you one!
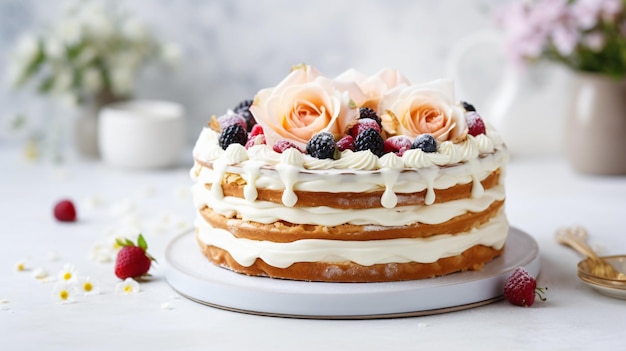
[555,226,626,281]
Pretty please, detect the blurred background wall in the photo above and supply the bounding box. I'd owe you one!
[0,0,511,148]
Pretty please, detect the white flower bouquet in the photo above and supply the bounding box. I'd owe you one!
[7,0,180,106]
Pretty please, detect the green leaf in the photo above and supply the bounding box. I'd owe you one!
[37,76,55,93]
[137,234,147,250]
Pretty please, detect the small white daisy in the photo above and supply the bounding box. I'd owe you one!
[77,276,100,295]
[52,282,77,304]
[58,264,78,283]
[115,278,140,295]
[15,259,29,272]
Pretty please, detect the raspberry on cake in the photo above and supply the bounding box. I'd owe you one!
[190,64,509,283]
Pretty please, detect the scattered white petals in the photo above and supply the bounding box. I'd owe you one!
[170,294,180,300]
[174,185,190,200]
[90,241,116,263]
[52,282,77,304]
[137,185,157,198]
[57,264,78,283]
[0,298,8,304]
[0,304,9,311]
[115,278,140,295]
[417,322,430,328]
[82,195,104,210]
[47,251,62,262]
[160,302,173,310]
[109,198,136,218]
[32,267,49,280]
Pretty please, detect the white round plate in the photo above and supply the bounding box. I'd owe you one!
[165,227,540,319]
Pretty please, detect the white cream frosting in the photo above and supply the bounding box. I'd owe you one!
[196,210,509,268]
[193,183,504,227]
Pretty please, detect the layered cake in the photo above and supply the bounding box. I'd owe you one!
[190,64,509,282]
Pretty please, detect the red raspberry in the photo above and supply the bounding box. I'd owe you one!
[504,267,547,307]
[465,112,486,136]
[336,135,354,151]
[350,119,381,138]
[384,136,412,155]
[273,139,301,153]
[218,113,247,131]
[53,199,76,222]
[114,234,155,279]
[245,134,265,149]
[249,124,264,138]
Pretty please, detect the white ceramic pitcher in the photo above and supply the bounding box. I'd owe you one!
[446,30,573,158]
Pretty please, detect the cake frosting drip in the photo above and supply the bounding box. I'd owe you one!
[192,126,508,208]
[196,210,509,268]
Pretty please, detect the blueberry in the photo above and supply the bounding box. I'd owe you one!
[412,134,437,153]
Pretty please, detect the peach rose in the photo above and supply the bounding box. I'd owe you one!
[250,65,366,148]
[379,79,467,142]
[335,68,410,114]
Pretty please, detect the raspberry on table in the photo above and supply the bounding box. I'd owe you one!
[411,134,437,153]
[504,267,547,307]
[233,99,256,132]
[465,111,486,136]
[354,128,384,157]
[219,124,248,150]
[306,132,338,159]
[54,199,77,222]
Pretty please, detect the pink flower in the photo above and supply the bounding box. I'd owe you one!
[250,65,366,148]
[379,80,467,142]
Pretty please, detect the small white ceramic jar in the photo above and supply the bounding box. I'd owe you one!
[98,100,186,169]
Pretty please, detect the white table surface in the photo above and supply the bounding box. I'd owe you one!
[2,146,626,351]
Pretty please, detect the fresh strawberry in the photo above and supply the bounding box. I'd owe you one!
[350,119,381,138]
[465,111,486,136]
[249,124,264,138]
[114,234,156,279]
[54,199,77,222]
[384,136,412,155]
[336,135,355,151]
[504,267,547,307]
[273,139,301,153]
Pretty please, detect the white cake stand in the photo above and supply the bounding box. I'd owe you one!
[164,227,540,319]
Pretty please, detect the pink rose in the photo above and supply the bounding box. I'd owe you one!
[380,80,468,142]
[250,65,365,148]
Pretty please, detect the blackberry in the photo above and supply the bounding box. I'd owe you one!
[461,101,476,112]
[233,99,256,132]
[354,128,384,157]
[411,134,437,153]
[306,132,338,159]
[359,107,382,127]
[219,124,248,150]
